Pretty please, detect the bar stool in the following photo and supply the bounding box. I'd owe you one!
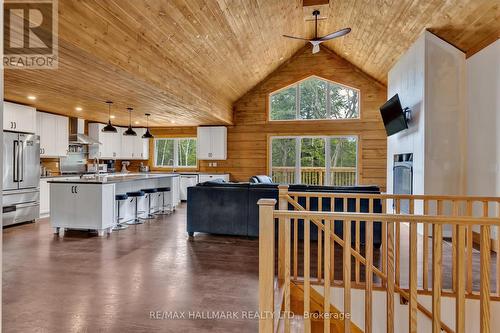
[141,188,158,220]
[155,187,172,215]
[113,194,129,230]
[126,191,145,225]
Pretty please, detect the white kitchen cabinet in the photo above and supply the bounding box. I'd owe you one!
[88,123,122,159]
[3,101,37,133]
[89,123,148,160]
[37,112,68,157]
[39,176,80,217]
[198,174,230,183]
[180,174,198,200]
[120,128,134,159]
[132,128,149,160]
[197,126,227,160]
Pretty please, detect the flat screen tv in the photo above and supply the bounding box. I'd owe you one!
[379,94,408,136]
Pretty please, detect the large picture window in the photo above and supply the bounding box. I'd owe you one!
[270,136,357,186]
[269,76,360,121]
[154,138,197,168]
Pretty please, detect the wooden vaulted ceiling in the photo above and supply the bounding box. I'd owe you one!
[5,0,499,127]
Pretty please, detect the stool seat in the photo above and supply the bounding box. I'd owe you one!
[142,188,158,194]
[157,187,171,192]
[127,191,145,197]
[115,194,128,201]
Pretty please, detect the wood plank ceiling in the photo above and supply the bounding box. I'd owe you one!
[4,0,499,127]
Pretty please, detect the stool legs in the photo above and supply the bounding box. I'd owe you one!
[127,197,144,225]
[155,191,172,215]
[143,193,155,220]
[113,200,128,230]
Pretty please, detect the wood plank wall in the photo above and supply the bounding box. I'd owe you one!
[149,46,388,190]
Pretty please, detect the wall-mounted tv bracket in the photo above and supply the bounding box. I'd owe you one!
[403,107,412,123]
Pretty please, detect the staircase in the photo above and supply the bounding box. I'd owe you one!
[258,186,500,332]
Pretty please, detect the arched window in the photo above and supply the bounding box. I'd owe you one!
[269,76,360,121]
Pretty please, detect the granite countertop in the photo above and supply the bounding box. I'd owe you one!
[47,173,179,184]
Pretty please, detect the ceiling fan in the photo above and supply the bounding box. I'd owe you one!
[283,10,351,54]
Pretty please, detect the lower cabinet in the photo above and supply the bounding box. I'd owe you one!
[39,177,80,217]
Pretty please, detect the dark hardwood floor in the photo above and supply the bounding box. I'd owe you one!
[3,204,259,332]
[3,205,497,332]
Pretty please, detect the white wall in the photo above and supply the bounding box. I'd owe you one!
[387,31,466,237]
[314,285,500,333]
[466,40,500,238]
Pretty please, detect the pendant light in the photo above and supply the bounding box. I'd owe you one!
[102,101,117,133]
[123,107,137,136]
[142,113,154,139]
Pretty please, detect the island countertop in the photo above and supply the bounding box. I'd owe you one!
[47,172,180,184]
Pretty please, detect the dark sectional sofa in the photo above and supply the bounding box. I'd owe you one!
[187,181,383,247]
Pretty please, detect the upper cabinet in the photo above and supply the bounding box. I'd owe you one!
[36,112,69,157]
[197,126,227,160]
[3,101,37,133]
[88,123,148,160]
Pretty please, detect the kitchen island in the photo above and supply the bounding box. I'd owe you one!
[48,173,180,236]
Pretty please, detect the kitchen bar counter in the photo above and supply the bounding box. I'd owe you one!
[47,172,180,184]
[49,173,180,237]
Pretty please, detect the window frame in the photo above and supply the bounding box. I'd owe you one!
[268,134,359,185]
[153,137,198,169]
[268,75,361,122]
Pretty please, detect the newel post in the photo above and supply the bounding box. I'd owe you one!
[258,198,277,333]
[278,185,289,281]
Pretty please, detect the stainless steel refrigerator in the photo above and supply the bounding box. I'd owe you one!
[2,131,40,226]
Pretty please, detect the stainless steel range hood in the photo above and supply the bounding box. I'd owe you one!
[69,118,101,145]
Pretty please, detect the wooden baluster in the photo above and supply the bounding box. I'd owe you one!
[324,218,331,333]
[423,200,429,291]
[395,198,400,287]
[497,202,500,297]
[343,218,351,333]
[304,218,311,333]
[432,222,442,333]
[284,215,291,333]
[330,198,335,283]
[386,220,395,333]
[480,201,490,333]
[466,201,473,295]
[257,199,276,333]
[365,219,373,333]
[278,185,288,282]
[409,220,417,333]
[452,200,459,292]
[355,198,361,284]
[456,223,466,333]
[381,198,387,287]
[318,196,323,282]
[294,196,298,280]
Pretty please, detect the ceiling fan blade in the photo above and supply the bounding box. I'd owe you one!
[318,28,351,41]
[283,34,311,41]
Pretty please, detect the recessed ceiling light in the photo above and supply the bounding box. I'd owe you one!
[170,120,176,124]
[27,95,36,100]
[134,121,139,124]
[75,107,82,111]
[110,115,116,119]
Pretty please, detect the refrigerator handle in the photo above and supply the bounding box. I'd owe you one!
[19,141,24,182]
[13,140,18,182]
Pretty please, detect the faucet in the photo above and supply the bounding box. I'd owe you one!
[94,158,99,176]
[167,159,176,172]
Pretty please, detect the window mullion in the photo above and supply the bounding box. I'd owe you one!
[173,139,179,168]
[326,83,331,119]
[295,137,301,184]
[325,137,331,186]
[296,85,300,120]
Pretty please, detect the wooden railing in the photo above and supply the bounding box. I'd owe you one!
[258,186,500,333]
[271,167,356,186]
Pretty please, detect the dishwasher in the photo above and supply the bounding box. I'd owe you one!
[180,174,199,201]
